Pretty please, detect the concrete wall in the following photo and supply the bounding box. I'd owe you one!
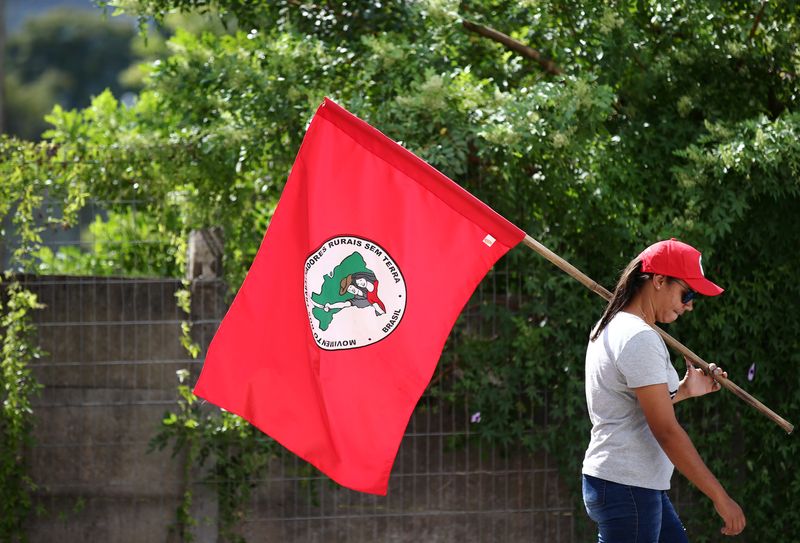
[25,275,202,542]
[21,274,577,542]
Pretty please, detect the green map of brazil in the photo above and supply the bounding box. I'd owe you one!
[310,252,375,331]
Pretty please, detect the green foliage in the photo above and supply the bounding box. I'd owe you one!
[99,0,420,42]
[149,369,277,542]
[0,282,44,541]
[0,136,88,539]
[35,210,182,278]
[2,0,799,540]
[667,113,800,541]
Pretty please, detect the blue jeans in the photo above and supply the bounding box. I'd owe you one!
[582,474,689,543]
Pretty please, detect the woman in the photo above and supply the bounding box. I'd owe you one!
[582,238,746,541]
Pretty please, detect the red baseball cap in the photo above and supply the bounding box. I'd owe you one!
[638,238,724,297]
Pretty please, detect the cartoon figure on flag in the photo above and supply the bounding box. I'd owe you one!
[323,271,386,316]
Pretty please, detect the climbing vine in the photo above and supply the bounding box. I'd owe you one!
[149,369,277,542]
[0,138,83,540]
[0,280,44,540]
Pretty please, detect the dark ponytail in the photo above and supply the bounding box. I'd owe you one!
[590,258,650,342]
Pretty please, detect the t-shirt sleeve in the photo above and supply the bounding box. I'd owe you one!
[615,330,670,388]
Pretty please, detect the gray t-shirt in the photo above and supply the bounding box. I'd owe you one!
[582,312,680,490]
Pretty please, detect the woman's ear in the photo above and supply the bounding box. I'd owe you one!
[652,274,667,290]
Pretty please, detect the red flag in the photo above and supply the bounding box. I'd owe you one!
[193,98,524,494]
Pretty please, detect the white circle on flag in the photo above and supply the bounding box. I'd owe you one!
[303,235,406,350]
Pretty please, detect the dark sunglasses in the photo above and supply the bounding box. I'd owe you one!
[674,279,698,304]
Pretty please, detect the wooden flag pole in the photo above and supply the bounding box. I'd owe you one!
[521,234,794,434]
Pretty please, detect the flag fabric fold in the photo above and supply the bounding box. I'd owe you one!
[193,97,524,495]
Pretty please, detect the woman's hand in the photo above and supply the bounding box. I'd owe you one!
[714,494,746,536]
[680,356,726,399]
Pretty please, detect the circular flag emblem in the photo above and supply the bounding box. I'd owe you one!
[304,235,406,350]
